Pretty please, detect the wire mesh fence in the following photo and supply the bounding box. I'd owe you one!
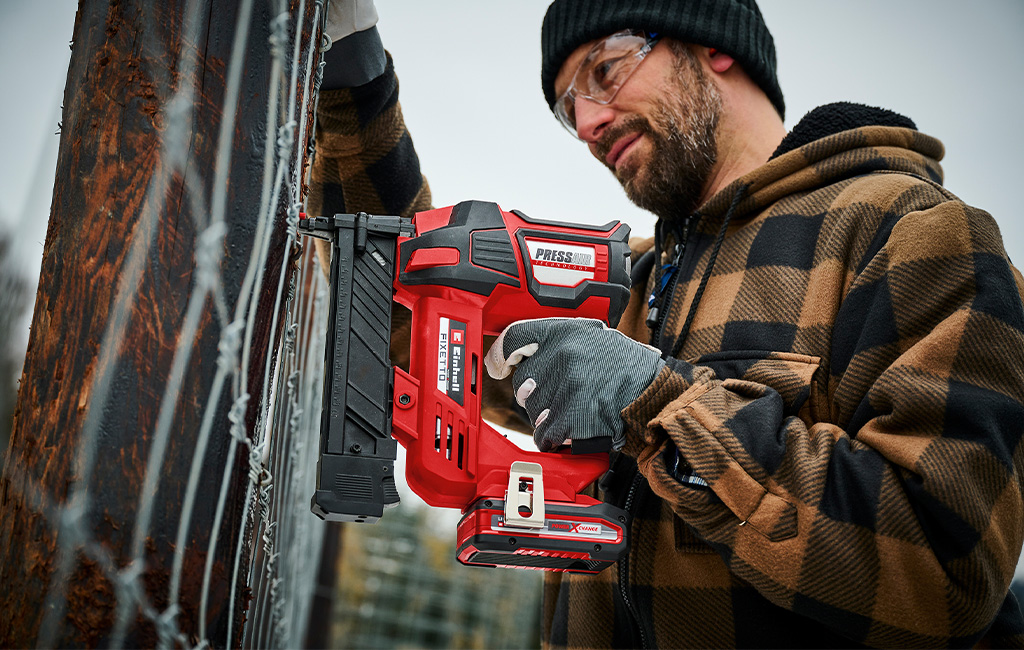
[241,243,331,649]
[0,0,330,646]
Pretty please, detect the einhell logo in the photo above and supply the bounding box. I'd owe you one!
[438,317,467,406]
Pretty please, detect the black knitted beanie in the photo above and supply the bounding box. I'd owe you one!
[541,0,784,119]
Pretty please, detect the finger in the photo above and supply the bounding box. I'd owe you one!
[484,318,563,379]
[484,335,536,380]
[533,413,569,453]
[515,377,537,408]
[533,408,550,429]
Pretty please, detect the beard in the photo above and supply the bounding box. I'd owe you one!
[597,50,722,221]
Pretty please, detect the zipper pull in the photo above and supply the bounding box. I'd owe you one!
[646,262,677,329]
[645,306,659,330]
[648,264,677,306]
[672,450,709,488]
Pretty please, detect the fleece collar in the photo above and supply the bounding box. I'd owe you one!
[695,101,945,222]
[770,101,918,159]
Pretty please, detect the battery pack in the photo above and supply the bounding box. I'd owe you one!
[456,498,629,573]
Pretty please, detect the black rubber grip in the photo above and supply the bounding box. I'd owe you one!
[570,436,613,455]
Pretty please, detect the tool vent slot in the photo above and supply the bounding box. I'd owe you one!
[434,414,466,468]
[457,431,465,469]
[446,422,453,460]
[471,354,478,394]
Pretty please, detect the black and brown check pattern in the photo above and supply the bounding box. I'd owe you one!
[309,63,1024,648]
[606,125,1024,648]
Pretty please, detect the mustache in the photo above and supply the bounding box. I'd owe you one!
[595,116,656,168]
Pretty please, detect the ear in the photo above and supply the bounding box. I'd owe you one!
[707,48,735,73]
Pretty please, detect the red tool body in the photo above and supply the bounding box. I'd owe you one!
[301,200,633,572]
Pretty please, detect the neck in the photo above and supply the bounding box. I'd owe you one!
[701,90,786,205]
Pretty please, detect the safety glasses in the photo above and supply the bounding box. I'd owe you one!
[553,30,660,139]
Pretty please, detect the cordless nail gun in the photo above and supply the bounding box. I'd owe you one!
[298,200,632,573]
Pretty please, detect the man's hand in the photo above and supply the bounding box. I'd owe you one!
[485,318,665,452]
[324,0,378,43]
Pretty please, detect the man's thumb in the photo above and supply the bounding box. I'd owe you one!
[483,318,559,379]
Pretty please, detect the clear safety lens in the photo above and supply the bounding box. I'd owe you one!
[554,31,658,138]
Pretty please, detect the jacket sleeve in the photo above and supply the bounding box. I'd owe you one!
[307,53,433,231]
[622,193,1024,647]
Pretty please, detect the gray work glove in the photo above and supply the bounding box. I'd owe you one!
[485,318,665,453]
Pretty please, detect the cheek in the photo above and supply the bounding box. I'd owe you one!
[617,81,684,132]
[616,137,655,178]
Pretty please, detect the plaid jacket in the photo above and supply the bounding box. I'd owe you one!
[308,62,1024,648]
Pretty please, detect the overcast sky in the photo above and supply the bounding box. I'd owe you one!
[1,1,1022,266]
[2,1,1023,575]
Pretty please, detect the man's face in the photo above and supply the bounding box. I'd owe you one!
[554,38,722,221]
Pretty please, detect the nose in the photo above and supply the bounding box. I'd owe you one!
[573,96,615,143]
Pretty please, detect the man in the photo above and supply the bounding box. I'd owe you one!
[311,0,1024,647]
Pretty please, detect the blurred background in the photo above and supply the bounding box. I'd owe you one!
[1,1,1022,647]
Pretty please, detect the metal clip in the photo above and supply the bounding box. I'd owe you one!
[503,461,545,529]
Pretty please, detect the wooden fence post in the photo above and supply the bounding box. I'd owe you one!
[0,0,321,646]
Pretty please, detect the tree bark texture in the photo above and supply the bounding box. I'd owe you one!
[0,0,320,646]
